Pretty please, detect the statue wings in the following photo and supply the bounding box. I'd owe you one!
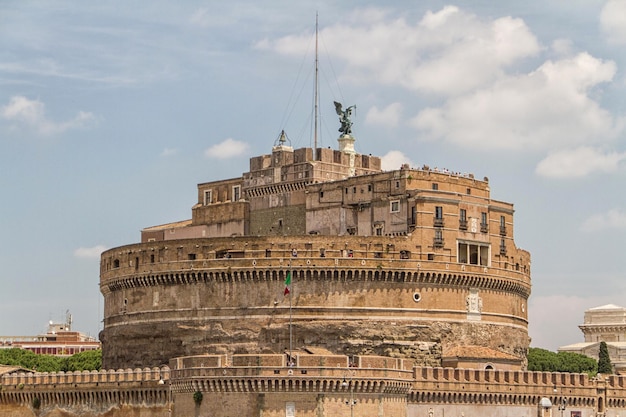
[334,101,343,116]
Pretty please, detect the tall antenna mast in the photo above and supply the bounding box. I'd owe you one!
[314,12,319,158]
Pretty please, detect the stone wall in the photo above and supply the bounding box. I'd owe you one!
[99,235,530,369]
[0,367,170,417]
[3,355,626,417]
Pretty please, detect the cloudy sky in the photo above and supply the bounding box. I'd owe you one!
[1,1,625,352]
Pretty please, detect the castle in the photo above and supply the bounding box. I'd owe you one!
[99,126,531,370]
[3,113,624,417]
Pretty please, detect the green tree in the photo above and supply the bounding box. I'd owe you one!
[597,341,613,374]
[62,350,102,372]
[0,348,102,373]
[527,348,597,374]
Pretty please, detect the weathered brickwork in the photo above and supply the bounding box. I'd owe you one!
[100,233,530,368]
[3,355,625,417]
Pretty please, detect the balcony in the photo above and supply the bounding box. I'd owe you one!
[459,219,467,231]
[500,226,507,236]
[433,238,444,248]
[434,218,444,227]
[480,223,488,233]
[500,245,507,255]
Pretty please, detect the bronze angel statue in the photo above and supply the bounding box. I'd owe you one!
[334,101,356,136]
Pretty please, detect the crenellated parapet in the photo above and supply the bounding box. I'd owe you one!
[0,367,171,417]
[3,356,626,417]
[409,366,626,415]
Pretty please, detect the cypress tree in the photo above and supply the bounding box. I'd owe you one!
[598,341,613,374]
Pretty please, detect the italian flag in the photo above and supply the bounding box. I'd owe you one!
[284,271,291,296]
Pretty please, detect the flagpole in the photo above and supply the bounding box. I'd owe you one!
[289,262,293,364]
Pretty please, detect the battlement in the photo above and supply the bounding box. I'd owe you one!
[3,359,626,417]
[0,366,168,387]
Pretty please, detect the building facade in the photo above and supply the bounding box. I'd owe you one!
[560,304,626,374]
[0,316,100,357]
[99,133,531,370]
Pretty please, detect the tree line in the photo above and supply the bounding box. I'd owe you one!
[0,348,101,373]
[527,341,612,375]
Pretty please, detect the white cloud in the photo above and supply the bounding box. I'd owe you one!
[257,6,540,95]
[381,150,413,171]
[600,0,626,45]
[535,147,626,178]
[161,148,178,157]
[204,138,249,159]
[411,53,621,151]
[74,245,108,259]
[580,208,626,232]
[1,96,95,135]
[365,103,403,127]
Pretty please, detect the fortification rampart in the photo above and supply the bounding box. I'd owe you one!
[0,367,170,417]
[3,355,626,417]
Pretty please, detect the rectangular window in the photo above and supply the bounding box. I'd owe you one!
[459,209,467,230]
[435,206,443,219]
[458,242,490,266]
[390,200,400,212]
[481,212,488,233]
[232,185,241,202]
[204,190,213,205]
[432,183,438,190]
[368,184,372,192]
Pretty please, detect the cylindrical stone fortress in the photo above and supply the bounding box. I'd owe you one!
[99,140,531,369]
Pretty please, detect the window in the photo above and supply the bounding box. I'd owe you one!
[395,181,400,188]
[204,190,213,205]
[458,242,489,266]
[368,184,372,192]
[353,187,356,193]
[390,200,400,213]
[320,191,324,198]
[459,209,467,230]
[435,206,443,219]
[500,215,507,235]
[481,212,488,233]
[232,185,241,202]
[466,188,471,195]
[432,183,438,190]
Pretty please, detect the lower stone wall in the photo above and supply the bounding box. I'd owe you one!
[4,358,626,417]
[0,404,171,417]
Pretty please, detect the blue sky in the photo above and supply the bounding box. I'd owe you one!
[1,1,625,352]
